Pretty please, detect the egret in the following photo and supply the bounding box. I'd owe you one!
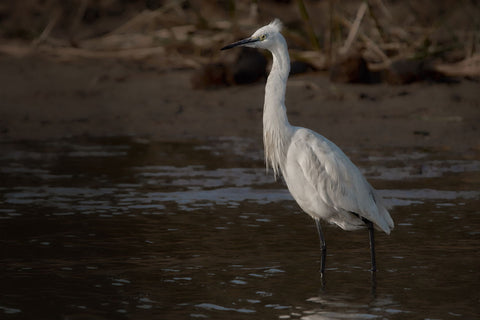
[221,19,394,274]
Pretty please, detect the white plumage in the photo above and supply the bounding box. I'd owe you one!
[222,19,393,273]
[285,128,393,233]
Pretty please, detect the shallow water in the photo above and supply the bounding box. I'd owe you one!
[0,137,479,319]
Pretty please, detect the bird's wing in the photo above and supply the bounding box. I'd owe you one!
[289,129,381,224]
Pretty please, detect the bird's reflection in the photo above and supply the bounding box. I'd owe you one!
[304,278,402,320]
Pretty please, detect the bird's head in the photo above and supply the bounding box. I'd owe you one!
[221,19,284,51]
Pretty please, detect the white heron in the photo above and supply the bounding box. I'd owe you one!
[221,19,394,274]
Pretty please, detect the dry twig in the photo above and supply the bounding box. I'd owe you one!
[339,2,368,55]
[32,8,61,47]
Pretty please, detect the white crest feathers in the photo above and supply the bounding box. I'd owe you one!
[269,19,283,32]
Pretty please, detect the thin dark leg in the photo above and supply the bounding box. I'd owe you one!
[371,268,377,297]
[362,218,377,272]
[315,219,327,275]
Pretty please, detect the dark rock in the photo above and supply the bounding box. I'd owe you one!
[330,54,376,83]
[290,60,314,75]
[191,63,229,89]
[385,59,426,84]
[232,48,267,85]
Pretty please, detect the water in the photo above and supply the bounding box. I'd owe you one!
[0,137,479,319]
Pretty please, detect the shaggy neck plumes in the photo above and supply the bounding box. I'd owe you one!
[263,36,293,178]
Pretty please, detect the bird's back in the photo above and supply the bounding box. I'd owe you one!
[282,127,394,234]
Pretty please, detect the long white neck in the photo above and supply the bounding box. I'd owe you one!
[263,35,293,178]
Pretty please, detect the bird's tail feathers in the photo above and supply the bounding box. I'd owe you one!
[374,203,394,235]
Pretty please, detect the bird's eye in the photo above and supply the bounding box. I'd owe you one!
[260,34,267,40]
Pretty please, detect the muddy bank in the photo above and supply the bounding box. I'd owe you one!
[0,52,478,154]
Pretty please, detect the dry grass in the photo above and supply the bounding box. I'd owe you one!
[0,0,479,78]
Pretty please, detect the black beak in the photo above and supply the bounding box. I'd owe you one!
[221,37,259,50]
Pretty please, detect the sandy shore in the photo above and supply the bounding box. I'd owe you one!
[0,52,478,154]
